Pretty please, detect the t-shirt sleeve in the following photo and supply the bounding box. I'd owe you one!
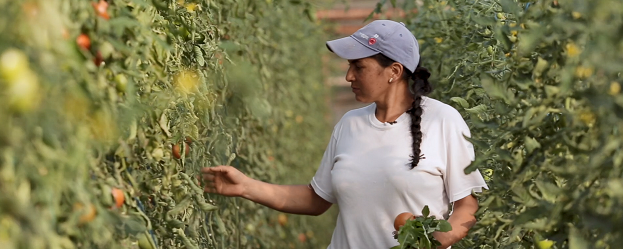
[443,114,489,203]
[310,129,338,204]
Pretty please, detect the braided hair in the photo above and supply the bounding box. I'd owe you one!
[371,54,433,169]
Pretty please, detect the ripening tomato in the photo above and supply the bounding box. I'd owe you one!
[394,212,415,231]
[111,187,124,208]
[76,34,91,50]
[93,51,103,66]
[298,233,307,243]
[277,213,288,226]
[74,203,97,225]
[172,142,190,159]
[92,0,110,20]
[61,28,70,39]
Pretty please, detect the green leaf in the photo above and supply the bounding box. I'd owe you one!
[421,205,430,217]
[466,104,487,114]
[544,85,559,97]
[569,227,590,249]
[450,97,470,108]
[517,27,545,56]
[437,220,452,232]
[524,136,541,153]
[494,27,512,51]
[533,57,549,77]
[194,46,205,66]
[167,197,192,216]
[471,16,496,26]
[534,180,560,202]
[120,215,148,235]
[499,0,521,16]
[511,184,536,206]
[513,206,543,225]
[481,74,514,103]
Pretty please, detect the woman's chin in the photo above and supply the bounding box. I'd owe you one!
[354,95,372,103]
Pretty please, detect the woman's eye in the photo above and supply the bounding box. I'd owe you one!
[348,62,362,71]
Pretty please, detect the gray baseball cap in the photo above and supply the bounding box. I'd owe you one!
[326,20,420,72]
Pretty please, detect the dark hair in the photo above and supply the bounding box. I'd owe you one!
[371,54,433,169]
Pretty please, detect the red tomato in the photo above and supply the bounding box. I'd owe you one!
[93,51,103,66]
[76,34,91,50]
[111,187,125,208]
[297,233,307,243]
[92,0,110,20]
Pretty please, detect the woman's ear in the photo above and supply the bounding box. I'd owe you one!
[390,62,404,81]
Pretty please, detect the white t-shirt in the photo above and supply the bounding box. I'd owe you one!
[311,97,489,249]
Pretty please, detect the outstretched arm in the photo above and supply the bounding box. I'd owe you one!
[201,166,332,216]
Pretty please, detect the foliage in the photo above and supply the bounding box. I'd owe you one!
[372,0,623,248]
[391,206,452,249]
[0,0,333,248]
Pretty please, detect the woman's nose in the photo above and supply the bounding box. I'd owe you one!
[345,65,355,82]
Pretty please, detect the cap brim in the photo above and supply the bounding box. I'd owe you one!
[326,36,378,60]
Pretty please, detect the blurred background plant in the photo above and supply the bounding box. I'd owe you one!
[365,0,623,248]
[0,0,339,248]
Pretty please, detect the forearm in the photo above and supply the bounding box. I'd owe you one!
[241,179,328,215]
[433,209,477,249]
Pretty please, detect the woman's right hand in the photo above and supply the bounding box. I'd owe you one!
[200,165,249,197]
[201,165,332,215]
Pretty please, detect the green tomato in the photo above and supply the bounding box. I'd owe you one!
[137,233,155,249]
[0,48,29,84]
[115,74,128,93]
[100,42,115,59]
[537,239,554,249]
[7,71,39,113]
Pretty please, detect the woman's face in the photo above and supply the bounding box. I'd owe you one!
[346,57,393,103]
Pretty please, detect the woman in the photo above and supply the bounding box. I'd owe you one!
[201,20,488,249]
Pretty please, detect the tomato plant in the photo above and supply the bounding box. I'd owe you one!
[372,0,623,247]
[0,0,332,248]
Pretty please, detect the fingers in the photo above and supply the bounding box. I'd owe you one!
[203,185,216,193]
[201,174,215,181]
[203,181,218,193]
[200,165,230,174]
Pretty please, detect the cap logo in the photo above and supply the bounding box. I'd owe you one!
[369,38,376,45]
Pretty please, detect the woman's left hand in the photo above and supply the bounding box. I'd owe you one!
[432,195,479,249]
